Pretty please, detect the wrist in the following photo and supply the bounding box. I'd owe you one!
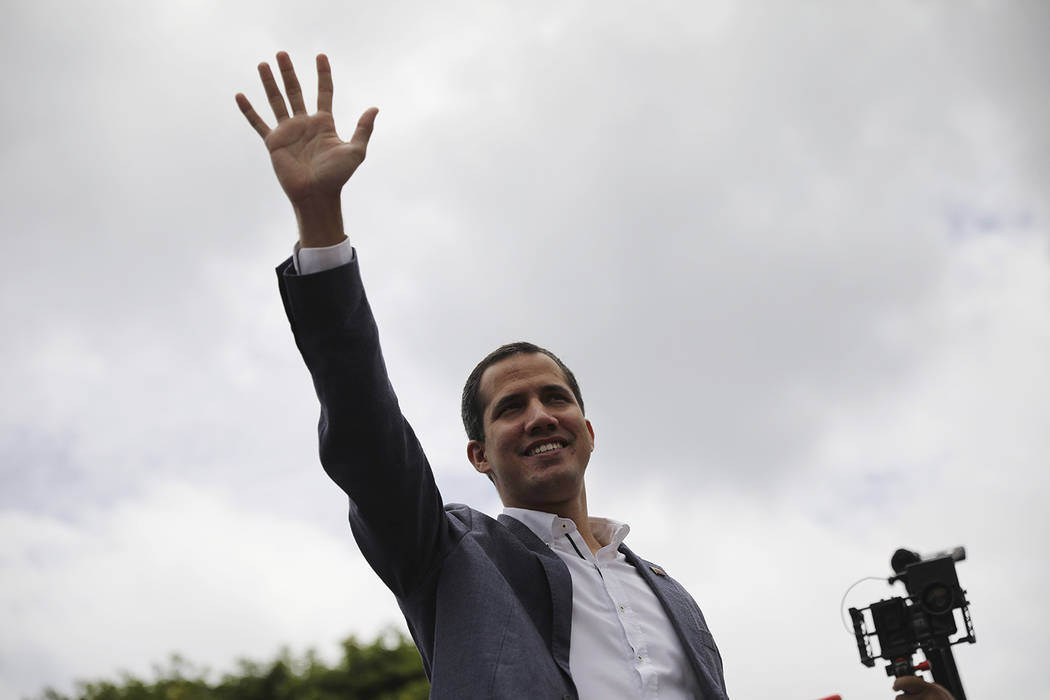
[293,195,346,248]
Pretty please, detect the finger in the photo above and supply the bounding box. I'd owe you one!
[316,54,334,113]
[235,93,272,139]
[349,107,379,151]
[257,61,289,121]
[893,675,932,697]
[893,676,927,692]
[276,51,307,115]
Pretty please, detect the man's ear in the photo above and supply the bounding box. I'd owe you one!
[467,440,490,476]
[585,419,595,450]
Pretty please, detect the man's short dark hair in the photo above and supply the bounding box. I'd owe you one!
[461,342,585,443]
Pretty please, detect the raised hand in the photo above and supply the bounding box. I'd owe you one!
[236,52,377,246]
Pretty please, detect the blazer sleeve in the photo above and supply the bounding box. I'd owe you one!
[277,255,455,597]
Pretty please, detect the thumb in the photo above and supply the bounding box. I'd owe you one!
[349,107,379,150]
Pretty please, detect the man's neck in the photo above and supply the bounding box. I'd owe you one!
[506,500,602,555]
[560,503,601,555]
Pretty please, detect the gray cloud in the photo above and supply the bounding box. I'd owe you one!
[2,1,1047,697]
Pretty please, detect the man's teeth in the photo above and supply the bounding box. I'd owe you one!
[528,442,563,456]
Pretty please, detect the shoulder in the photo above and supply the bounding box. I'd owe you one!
[443,502,499,532]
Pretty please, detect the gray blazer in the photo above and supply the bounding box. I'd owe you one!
[278,256,729,699]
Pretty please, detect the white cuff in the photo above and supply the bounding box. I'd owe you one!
[293,238,355,275]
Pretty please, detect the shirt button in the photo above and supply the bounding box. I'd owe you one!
[618,605,625,613]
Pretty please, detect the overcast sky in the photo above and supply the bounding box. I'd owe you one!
[2,1,1048,698]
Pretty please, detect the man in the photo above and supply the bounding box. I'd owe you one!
[236,52,951,700]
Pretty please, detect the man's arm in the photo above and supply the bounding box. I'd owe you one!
[237,53,454,597]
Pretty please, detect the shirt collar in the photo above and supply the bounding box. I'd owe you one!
[502,507,631,551]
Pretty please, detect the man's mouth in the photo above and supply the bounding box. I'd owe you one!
[526,440,567,456]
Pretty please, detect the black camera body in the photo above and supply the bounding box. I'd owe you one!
[849,547,975,699]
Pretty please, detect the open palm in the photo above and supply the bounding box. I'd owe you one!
[236,52,377,204]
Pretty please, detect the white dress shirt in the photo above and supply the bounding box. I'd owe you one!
[293,240,701,698]
[503,508,701,700]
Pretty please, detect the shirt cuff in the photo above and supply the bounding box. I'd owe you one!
[293,238,356,275]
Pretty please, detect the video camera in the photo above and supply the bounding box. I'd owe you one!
[848,546,976,700]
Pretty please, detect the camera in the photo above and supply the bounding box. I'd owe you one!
[848,546,976,700]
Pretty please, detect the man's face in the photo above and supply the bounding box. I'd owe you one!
[467,352,595,510]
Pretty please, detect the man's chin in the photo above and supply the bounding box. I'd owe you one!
[518,470,582,500]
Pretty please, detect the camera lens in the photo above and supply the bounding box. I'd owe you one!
[923,584,953,614]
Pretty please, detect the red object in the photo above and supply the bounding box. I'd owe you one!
[816,696,842,700]
[916,661,931,671]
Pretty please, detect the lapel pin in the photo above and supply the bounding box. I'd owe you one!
[649,565,666,577]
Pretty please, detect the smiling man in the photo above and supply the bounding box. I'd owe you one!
[465,346,597,539]
[238,51,729,699]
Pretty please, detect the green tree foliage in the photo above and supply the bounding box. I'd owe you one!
[38,630,429,700]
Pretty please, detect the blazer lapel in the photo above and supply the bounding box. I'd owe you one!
[621,544,728,699]
[497,514,575,685]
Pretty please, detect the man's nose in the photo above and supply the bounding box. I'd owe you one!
[524,400,558,433]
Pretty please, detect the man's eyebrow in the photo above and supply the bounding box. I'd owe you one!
[490,385,572,416]
[490,392,523,416]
